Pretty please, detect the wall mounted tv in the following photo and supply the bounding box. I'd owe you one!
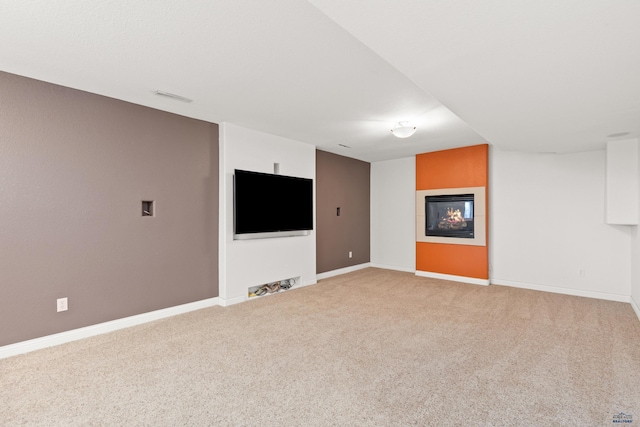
[234,169,313,240]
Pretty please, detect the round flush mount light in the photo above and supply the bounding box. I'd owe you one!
[391,121,417,138]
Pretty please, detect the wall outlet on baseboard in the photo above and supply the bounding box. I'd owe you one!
[349,251,353,258]
[57,297,68,312]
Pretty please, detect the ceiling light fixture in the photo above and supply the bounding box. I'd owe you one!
[154,90,193,103]
[390,121,416,138]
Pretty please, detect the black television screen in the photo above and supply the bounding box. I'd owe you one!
[234,169,313,239]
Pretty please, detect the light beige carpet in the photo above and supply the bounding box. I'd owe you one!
[2,268,639,426]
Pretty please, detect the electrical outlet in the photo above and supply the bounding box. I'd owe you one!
[57,297,68,312]
[578,269,585,277]
[349,251,353,258]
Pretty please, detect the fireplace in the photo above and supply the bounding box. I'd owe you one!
[425,194,474,238]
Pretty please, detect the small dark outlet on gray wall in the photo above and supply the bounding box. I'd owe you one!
[337,207,341,216]
[142,201,154,217]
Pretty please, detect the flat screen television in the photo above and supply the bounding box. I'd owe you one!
[234,169,313,240]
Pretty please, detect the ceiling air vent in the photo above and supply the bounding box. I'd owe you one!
[154,90,192,103]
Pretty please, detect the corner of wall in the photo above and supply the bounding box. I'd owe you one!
[631,295,640,322]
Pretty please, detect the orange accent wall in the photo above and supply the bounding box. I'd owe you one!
[416,144,489,280]
[416,243,488,279]
[416,144,488,189]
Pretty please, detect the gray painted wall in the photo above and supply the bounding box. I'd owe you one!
[0,72,219,346]
[316,150,370,273]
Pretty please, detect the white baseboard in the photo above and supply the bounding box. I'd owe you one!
[301,278,318,288]
[219,295,246,307]
[631,295,640,322]
[416,270,490,286]
[316,262,371,281]
[491,278,631,303]
[0,297,219,360]
[370,263,415,273]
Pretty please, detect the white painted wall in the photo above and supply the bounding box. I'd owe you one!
[490,149,632,300]
[370,157,416,272]
[219,123,317,304]
[606,138,639,225]
[631,226,640,315]
[631,141,640,318]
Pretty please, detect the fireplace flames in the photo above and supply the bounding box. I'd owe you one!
[438,207,467,230]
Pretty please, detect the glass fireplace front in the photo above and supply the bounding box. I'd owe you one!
[425,194,474,238]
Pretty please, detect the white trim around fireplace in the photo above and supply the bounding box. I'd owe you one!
[416,186,486,246]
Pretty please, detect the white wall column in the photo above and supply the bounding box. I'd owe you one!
[370,157,416,272]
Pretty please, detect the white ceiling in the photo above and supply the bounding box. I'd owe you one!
[1,0,638,162]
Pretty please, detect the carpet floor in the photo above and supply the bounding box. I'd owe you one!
[2,268,639,426]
